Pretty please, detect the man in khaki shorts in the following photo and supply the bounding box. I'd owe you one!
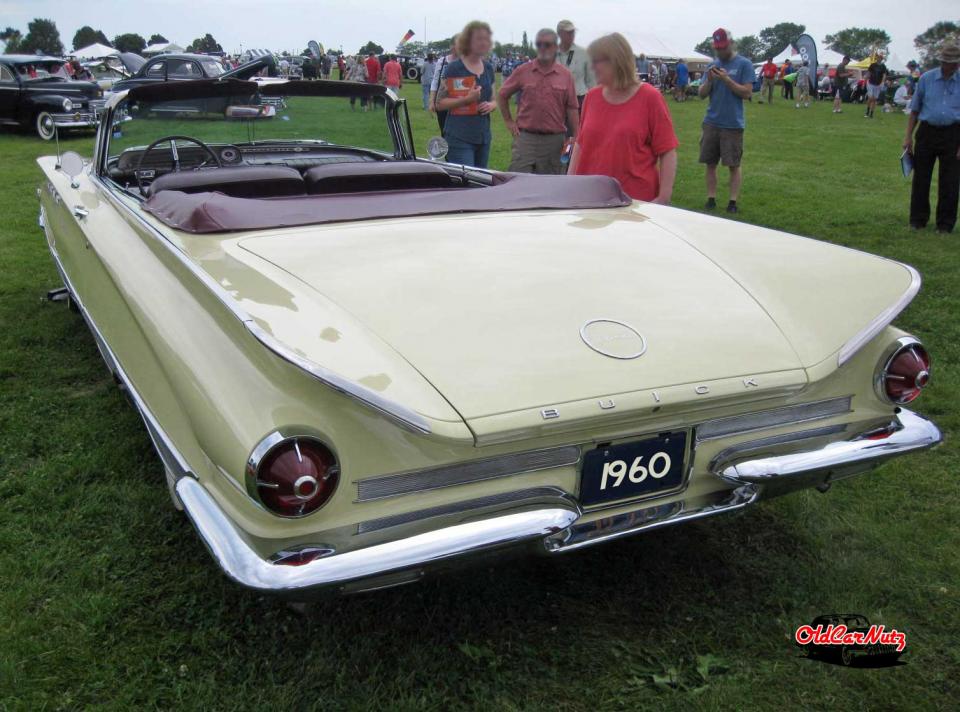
[497,28,579,174]
[698,28,756,214]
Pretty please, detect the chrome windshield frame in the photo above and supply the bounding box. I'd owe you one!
[93,78,412,178]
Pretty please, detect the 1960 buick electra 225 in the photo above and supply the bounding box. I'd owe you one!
[37,79,942,596]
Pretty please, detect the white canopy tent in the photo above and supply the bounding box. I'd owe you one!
[770,46,848,66]
[621,32,685,59]
[885,53,910,73]
[72,42,118,59]
[143,42,185,55]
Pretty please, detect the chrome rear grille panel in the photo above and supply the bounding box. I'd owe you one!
[356,445,581,502]
[696,396,852,442]
[358,486,570,534]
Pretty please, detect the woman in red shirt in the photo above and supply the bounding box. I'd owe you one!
[569,33,678,204]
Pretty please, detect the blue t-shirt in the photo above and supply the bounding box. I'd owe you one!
[442,59,495,145]
[676,62,689,85]
[703,54,756,130]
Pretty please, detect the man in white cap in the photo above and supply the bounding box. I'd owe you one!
[556,19,594,109]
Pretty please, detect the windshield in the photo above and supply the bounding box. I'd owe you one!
[201,60,225,77]
[18,61,69,80]
[107,87,399,165]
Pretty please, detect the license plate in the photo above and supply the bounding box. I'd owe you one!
[580,432,687,507]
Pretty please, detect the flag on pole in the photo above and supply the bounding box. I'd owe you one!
[399,29,415,45]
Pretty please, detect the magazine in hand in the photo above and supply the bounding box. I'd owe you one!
[901,150,913,178]
[446,76,478,116]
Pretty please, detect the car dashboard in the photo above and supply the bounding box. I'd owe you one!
[107,143,383,190]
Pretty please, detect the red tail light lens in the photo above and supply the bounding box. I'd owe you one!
[248,436,339,517]
[879,339,931,405]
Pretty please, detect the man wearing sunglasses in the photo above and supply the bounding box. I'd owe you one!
[497,28,579,174]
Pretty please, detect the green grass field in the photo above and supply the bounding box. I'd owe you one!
[0,83,958,710]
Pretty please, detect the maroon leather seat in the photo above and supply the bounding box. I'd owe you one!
[147,165,305,199]
[304,161,454,195]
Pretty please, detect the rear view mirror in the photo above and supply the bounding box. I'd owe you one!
[60,151,84,188]
[427,136,448,161]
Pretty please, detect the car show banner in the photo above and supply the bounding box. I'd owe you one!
[794,34,818,93]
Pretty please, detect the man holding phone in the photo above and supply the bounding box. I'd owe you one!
[698,28,756,214]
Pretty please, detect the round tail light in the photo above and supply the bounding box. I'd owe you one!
[878,339,931,405]
[246,435,339,517]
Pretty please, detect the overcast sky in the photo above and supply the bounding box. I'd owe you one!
[2,0,955,60]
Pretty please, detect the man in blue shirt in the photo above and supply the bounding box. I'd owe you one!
[903,42,960,233]
[698,28,756,214]
[673,59,689,102]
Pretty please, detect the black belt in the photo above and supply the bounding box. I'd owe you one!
[520,129,564,136]
[920,121,959,129]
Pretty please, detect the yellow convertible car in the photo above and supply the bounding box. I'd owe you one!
[37,79,941,596]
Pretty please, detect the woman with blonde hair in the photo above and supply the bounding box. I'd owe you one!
[435,21,496,167]
[569,33,678,203]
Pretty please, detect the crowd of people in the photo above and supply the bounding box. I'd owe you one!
[403,19,957,232]
[412,20,742,214]
[39,18,958,233]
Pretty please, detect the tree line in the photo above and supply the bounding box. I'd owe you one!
[0,18,222,56]
[693,20,958,67]
[1,17,956,69]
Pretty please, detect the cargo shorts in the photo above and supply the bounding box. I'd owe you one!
[699,123,744,168]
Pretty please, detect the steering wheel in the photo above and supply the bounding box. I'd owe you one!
[135,135,222,196]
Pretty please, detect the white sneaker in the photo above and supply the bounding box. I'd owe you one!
[795,103,800,108]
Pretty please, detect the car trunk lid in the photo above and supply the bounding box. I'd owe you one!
[239,209,807,439]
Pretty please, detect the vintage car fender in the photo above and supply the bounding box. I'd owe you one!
[38,157,483,545]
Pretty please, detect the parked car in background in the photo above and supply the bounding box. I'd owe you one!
[286,56,304,79]
[380,54,424,82]
[83,53,146,92]
[0,54,105,139]
[37,78,941,598]
[111,53,275,93]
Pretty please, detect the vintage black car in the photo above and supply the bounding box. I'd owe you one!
[799,613,904,666]
[377,54,424,82]
[112,53,276,93]
[0,55,105,140]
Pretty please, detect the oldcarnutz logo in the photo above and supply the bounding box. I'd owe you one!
[795,623,906,652]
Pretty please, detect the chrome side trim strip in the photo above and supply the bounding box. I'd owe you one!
[837,264,921,366]
[356,445,582,502]
[90,175,432,435]
[696,397,852,442]
[714,408,941,486]
[544,486,759,553]
[43,233,191,478]
[244,321,431,434]
[176,476,577,593]
[357,486,572,534]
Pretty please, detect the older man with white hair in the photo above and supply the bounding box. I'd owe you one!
[497,28,579,174]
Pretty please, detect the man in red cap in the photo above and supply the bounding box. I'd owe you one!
[698,28,756,214]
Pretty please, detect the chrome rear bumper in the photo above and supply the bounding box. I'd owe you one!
[177,476,576,595]
[714,408,942,493]
[175,408,941,595]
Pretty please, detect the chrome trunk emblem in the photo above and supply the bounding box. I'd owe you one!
[580,319,647,360]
